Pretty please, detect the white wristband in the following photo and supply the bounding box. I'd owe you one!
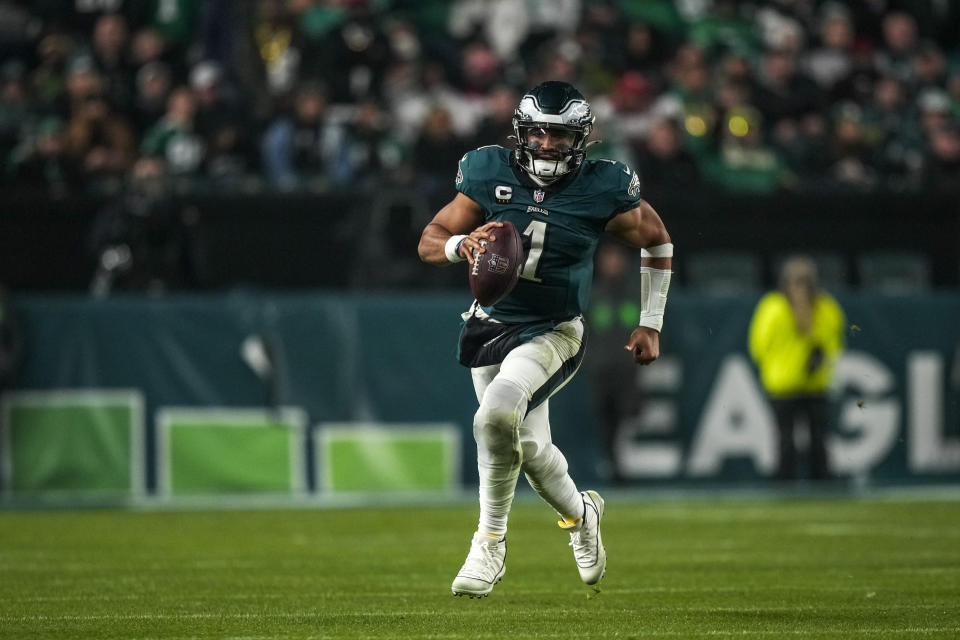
[639,266,672,332]
[641,242,674,258]
[445,235,468,263]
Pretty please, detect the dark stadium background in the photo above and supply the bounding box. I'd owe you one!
[1,3,959,638]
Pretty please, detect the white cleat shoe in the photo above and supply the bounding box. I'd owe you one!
[559,490,606,585]
[452,533,507,598]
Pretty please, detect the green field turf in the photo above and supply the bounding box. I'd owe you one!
[1,495,959,639]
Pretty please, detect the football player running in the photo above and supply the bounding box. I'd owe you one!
[418,81,673,597]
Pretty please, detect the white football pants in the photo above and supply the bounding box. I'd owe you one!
[470,317,586,536]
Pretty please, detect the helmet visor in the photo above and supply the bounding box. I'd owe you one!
[521,125,579,156]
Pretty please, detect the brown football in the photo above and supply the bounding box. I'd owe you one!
[468,221,524,306]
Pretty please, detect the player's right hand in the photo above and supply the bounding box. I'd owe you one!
[460,222,504,264]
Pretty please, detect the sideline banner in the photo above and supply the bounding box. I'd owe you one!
[4,292,959,493]
[608,294,960,483]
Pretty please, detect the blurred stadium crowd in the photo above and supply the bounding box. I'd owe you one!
[1,0,960,202]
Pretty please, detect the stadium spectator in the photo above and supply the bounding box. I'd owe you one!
[711,104,792,194]
[923,124,960,190]
[65,90,136,189]
[459,41,501,98]
[203,112,256,190]
[770,112,830,187]
[752,47,822,132]
[874,11,919,85]
[910,41,947,94]
[686,0,756,55]
[194,0,272,122]
[141,86,205,179]
[830,37,879,106]
[0,0,42,59]
[864,75,910,140]
[385,59,479,143]
[251,0,306,98]
[633,117,701,191]
[527,36,582,89]
[755,3,807,53]
[190,60,246,147]
[469,84,519,150]
[326,98,405,187]
[129,27,170,71]
[30,31,75,117]
[313,0,390,103]
[63,55,104,115]
[825,101,877,190]
[573,2,624,88]
[949,67,960,121]
[618,20,672,87]
[261,80,331,191]
[598,71,658,150]
[801,4,855,92]
[0,59,28,164]
[132,61,172,136]
[411,103,470,208]
[87,155,202,294]
[716,49,753,89]
[749,255,846,482]
[89,12,134,117]
[142,0,201,52]
[916,88,954,137]
[867,75,925,189]
[651,43,714,159]
[7,116,75,197]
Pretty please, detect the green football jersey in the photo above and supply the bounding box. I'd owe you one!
[456,145,643,323]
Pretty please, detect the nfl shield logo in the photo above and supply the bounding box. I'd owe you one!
[533,189,545,203]
[487,253,508,274]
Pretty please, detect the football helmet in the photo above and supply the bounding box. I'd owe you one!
[512,81,595,184]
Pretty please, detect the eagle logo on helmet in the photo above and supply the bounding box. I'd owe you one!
[512,81,595,185]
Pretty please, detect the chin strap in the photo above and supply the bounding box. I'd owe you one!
[526,154,571,185]
[527,172,555,187]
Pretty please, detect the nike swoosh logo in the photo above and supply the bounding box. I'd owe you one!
[483,333,508,348]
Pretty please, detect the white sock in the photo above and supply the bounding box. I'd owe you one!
[476,462,521,536]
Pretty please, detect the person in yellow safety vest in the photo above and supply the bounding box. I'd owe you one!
[748,255,846,481]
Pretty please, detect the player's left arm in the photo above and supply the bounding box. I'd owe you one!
[605,200,673,365]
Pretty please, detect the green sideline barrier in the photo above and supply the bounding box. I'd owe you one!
[314,423,460,492]
[155,408,306,496]
[0,390,144,496]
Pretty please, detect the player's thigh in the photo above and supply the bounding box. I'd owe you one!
[497,318,585,401]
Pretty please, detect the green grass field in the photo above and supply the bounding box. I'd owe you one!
[1,495,959,639]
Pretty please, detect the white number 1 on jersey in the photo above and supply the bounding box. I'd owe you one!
[520,220,546,282]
